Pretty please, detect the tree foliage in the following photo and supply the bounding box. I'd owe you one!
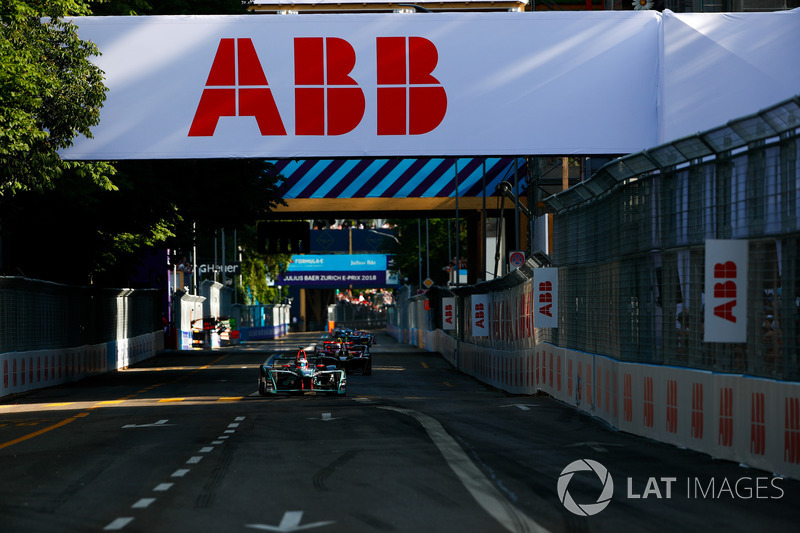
[1,0,287,286]
[0,0,113,195]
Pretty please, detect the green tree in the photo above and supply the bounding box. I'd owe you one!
[0,0,113,195]
[1,0,288,286]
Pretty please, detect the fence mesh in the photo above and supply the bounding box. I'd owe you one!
[554,135,799,380]
[0,277,162,354]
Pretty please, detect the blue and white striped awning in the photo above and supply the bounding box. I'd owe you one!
[267,157,528,200]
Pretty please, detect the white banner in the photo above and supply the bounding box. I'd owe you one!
[534,268,558,329]
[704,240,748,343]
[442,297,456,331]
[662,9,800,142]
[471,294,489,337]
[61,12,662,159]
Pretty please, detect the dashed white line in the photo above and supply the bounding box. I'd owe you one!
[104,517,133,530]
[132,498,155,509]
[186,456,203,464]
[199,446,214,453]
[211,440,224,445]
[153,483,174,492]
[224,429,235,434]
[235,416,245,421]
[171,469,190,477]
[228,423,240,428]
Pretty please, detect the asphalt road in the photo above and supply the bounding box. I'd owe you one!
[1,331,797,533]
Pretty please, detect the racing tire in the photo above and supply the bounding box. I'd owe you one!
[258,379,268,396]
[363,361,372,376]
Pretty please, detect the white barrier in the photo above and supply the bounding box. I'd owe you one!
[388,328,800,479]
[1,331,163,399]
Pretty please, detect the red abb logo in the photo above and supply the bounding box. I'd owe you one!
[538,281,553,317]
[713,261,738,323]
[786,397,800,464]
[666,379,678,434]
[691,383,704,439]
[719,387,734,447]
[751,392,766,456]
[474,302,485,329]
[444,303,453,326]
[189,37,446,137]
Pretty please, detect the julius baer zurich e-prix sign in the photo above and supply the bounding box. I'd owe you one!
[276,255,397,288]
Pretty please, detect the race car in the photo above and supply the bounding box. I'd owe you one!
[315,341,372,375]
[258,348,346,396]
[340,344,372,375]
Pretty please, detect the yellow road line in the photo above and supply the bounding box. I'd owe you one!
[218,397,243,402]
[0,412,90,450]
[158,398,185,403]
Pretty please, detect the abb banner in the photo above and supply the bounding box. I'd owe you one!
[533,268,558,329]
[471,294,489,337]
[704,240,748,343]
[59,11,799,160]
[59,12,663,159]
[442,297,456,331]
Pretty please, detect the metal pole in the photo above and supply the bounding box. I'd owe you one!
[425,219,430,280]
[454,159,460,287]
[234,229,239,304]
[514,158,520,252]
[482,159,486,281]
[417,219,422,291]
[222,228,227,287]
[447,220,452,284]
[192,220,198,295]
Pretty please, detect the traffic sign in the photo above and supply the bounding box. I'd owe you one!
[423,277,434,288]
[509,251,526,270]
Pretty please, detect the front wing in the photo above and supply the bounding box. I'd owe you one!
[258,367,346,396]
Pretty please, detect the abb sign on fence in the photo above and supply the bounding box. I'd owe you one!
[704,240,748,343]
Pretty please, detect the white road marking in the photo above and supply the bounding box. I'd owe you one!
[132,498,155,509]
[379,406,549,533]
[171,469,190,477]
[199,446,214,453]
[235,416,246,421]
[211,440,224,445]
[228,423,240,428]
[218,435,229,439]
[245,510,334,532]
[186,456,203,464]
[104,517,133,530]
[224,429,236,434]
[122,419,172,428]
[153,483,173,492]
[501,404,533,411]
[308,412,341,421]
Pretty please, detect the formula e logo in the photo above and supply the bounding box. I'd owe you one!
[557,459,614,516]
[189,37,447,137]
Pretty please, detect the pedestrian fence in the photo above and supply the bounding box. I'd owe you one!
[387,96,800,479]
[0,277,163,398]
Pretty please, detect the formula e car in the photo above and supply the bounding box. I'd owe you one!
[258,348,346,396]
[315,341,372,375]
